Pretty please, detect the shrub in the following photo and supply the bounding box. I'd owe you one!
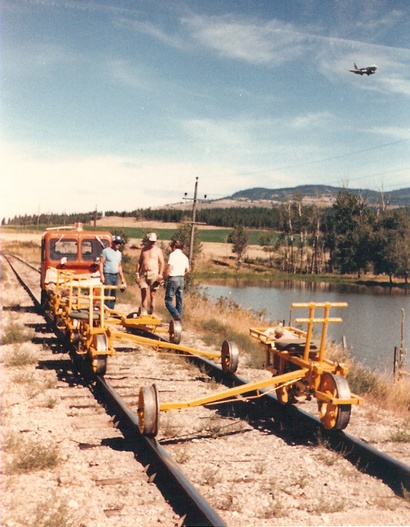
[5,435,60,474]
[2,344,38,367]
[2,319,34,345]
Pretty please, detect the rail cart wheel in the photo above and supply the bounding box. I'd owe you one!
[94,334,108,351]
[69,330,80,344]
[168,320,182,344]
[41,289,48,307]
[94,356,107,375]
[318,373,351,430]
[276,385,296,405]
[138,384,159,436]
[91,334,109,374]
[54,314,64,328]
[221,340,239,374]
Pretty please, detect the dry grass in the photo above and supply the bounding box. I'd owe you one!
[2,319,35,346]
[1,238,40,264]
[182,288,270,365]
[4,487,83,527]
[327,345,410,416]
[2,343,38,366]
[3,432,61,474]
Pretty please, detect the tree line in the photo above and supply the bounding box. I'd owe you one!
[3,190,409,284]
[226,190,409,284]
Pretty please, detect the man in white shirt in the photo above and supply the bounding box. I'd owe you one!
[163,240,189,321]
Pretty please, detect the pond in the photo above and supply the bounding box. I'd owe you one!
[200,279,409,374]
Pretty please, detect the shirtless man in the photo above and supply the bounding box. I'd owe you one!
[136,232,164,315]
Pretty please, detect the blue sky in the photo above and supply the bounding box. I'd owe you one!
[2,0,410,220]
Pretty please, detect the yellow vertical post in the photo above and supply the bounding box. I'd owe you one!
[318,303,331,362]
[303,304,316,361]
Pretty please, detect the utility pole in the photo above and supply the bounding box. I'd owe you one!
[183,177,207,267]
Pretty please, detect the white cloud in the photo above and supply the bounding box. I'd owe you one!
[368,127,410,141]
[182,14,309,65]
[104,59,153,89]
[116,18,187,50]
[180,12,410,101]
[181,118,253,146]
[289,112,335,130]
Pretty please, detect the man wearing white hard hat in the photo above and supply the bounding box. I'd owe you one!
[136,232,164,315]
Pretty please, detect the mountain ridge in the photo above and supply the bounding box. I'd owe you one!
[163,184,410,210]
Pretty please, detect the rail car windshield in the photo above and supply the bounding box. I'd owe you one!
[49,238,78,261]
[48,237,109,262]
[81,238,110,260]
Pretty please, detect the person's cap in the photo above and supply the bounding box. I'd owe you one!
[147,232,157,242]
[113,235,123,244]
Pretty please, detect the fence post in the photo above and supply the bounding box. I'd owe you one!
[393,346,398,380]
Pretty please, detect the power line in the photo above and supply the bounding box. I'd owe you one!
[233,138,409,177]
[272,138,409,172]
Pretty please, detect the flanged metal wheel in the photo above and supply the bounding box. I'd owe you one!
[92,334,109,375]
[94,356,107,375]
[168,319,182,344]
[138,384,159,436]
[318,373,351,430]
[94,334,107,350]
[221,340,239,373]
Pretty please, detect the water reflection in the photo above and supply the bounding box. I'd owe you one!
[199,279,409,374]
[201,277,408,295]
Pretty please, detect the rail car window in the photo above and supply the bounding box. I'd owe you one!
[49,239,78,261]
[81,238,110,261]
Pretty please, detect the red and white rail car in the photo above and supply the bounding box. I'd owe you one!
[40,223,112,304]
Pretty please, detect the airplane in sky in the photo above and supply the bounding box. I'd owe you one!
[349,63,377,76]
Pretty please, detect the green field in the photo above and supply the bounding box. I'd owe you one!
[106,227,270,245]
[3,224,279,245]
[2,224,286,246]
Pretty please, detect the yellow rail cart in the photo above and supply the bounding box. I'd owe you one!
[45,269,238,376]
[137,302,363,436]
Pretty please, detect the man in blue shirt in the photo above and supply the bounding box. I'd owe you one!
[99,236,126,309]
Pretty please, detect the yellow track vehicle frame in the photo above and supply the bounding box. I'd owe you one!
[137,302,363,436]
[44,269,117,374]
[45,269,234,375]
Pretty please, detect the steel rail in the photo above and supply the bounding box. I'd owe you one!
[139,327,410,498]
[7,253,41,273]
[4,254,227,527]
[196,358,410,497]
[95,375,226,527]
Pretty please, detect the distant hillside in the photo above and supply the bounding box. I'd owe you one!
[229,185,410,207]
[163,185,410,210]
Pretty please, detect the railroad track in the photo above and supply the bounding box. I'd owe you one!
[3,254,225,527]
[4,253,410,526]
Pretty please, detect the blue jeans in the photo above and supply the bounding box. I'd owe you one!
[165,276,184,320]
[104,273,119,309]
